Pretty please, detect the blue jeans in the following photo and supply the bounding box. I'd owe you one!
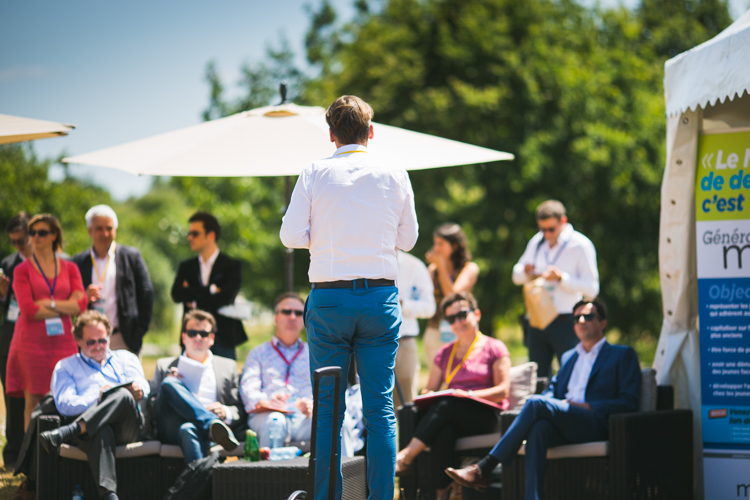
[489,395,608,500]
[157,377,220,464]
[306,285,400,500]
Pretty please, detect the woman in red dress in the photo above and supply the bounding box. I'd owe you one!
[6,214,87,428]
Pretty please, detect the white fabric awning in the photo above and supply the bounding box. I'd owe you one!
[664,10,750,117]
[63,103,513,176]
[0,113,75,145]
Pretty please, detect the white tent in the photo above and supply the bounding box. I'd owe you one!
[655,10,750,499]
[0,113,75,145]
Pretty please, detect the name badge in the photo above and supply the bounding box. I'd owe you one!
[6,296,20,322]
[45,317,64,336]
[439,320,456,344]
[92,300,106,314]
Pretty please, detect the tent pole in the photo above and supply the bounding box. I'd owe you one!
[284,175,294,292]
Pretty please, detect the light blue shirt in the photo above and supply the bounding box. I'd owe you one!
[51,349,150,417]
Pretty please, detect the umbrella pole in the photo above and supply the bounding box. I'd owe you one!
[284,175,294,292]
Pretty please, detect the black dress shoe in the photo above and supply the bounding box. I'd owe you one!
[445,465,490,491]
[209,420,239,451]
[38,430,63,454]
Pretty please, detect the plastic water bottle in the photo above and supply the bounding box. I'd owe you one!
[268,414,284,449]
[269,446,302,461]
[72,484,84,500]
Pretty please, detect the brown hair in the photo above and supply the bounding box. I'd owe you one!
[6,212,30,234]
[325,95,374,145]
[536,200,566,221]
[73,310,112,341]
[434,223,472,271]
[274,292,304,312]
[440,291,479,316]
[28,214,64,252]
[182,309,217,332]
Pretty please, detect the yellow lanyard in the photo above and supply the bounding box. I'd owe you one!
[90,242,116,283]
[445,332,481,386]
[335,150,367,155]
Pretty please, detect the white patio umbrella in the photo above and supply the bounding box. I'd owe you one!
[63,100,514,289]
[63,102,513,175]
[0,113,75,145]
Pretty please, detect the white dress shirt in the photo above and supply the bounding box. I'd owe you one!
[512,223,599,314]
[397,251,435,337]
[91,243,118,329]
[280,144,419,282]
[187,351,233,424]
[564,337,607,404]
[199,248,220,287]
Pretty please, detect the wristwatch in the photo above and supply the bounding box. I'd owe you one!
[50,298,56,310]
[468,390,475,397]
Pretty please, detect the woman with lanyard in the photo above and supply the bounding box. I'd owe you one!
[6,214,87,428]
[423,223,480,371]
[395,292,510,500]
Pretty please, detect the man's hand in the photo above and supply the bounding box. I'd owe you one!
[98,385,113,402]
[542,266,563,282]
[183,280,189,288]
[566,401,593,411]
[86,284,102,302]
[167,367,180,378]
[128,383,144,401]
[524,264,537,276]
[295,398,313,418]
[206,401,226,420]
[0,274,10,296]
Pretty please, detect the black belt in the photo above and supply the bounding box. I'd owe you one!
[311,279,395,290]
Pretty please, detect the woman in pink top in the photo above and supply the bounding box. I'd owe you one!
[396,292,510,500]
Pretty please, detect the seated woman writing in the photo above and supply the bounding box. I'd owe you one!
[396,291,510,500]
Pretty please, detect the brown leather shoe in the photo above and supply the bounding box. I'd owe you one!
[445,464,489,491]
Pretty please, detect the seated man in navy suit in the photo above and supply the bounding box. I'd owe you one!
[446,299,641,500]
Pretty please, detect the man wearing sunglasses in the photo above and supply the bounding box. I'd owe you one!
[512,200,599,379]
[40,310,150,500]
[446,299,641,500]
[72,204,154,355]
[171,212,246,359]
[0,212,32,466]
[240,293,313,448]
[151,309,243,464]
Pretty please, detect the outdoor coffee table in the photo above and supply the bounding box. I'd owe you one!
[212,456,366,500]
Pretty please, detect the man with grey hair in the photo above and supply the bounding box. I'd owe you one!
[512,200,599,378]
[72,204,154,354]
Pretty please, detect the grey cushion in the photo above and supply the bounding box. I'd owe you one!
[508,362,538,410]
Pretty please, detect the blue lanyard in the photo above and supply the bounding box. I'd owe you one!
[32,253,57,298]
[81,354,122,384]
[534,237,570,268]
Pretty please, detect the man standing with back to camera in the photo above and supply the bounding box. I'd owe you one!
[280,95,419,500]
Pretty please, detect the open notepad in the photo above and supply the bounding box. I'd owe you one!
[412,389,505,411]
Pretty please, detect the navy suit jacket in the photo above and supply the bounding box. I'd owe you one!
[73,244,154,353]
[543,341,641,431]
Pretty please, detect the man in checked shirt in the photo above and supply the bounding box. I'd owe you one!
[240,293,313,448]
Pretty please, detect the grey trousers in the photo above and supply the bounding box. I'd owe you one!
[72,388,143,497]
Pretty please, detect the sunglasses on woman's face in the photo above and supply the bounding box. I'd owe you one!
[445,310,472,325]
[185,329,213,338]
[28,229,52,237]
[85,338,108,347]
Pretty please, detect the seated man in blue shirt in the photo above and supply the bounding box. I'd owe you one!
[39,310,150,500]
[151,309,241,463]
[240,293,313,448]
[446,299,641,500]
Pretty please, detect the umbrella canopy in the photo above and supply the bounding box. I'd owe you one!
[62,103,513,174]
[0,113,75,145]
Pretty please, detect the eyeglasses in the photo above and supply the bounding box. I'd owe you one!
[10,237,27,246]
[185,329,213,338]
[187,231,202,238]
[445,310,472,325]
[573,313,598,323]
[28,229,52,237]
[278,309,304,317]
[85,338,108,347]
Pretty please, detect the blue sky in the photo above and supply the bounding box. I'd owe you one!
[1,0,747,200]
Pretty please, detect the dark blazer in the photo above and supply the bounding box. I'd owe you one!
[72,244,154,353]
[0,252,24,354]
[544,341,641,431]
[151,355,247,436]
[170,252,247,347]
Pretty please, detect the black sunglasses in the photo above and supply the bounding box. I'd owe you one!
[187,230,202,238]
[185,329,213,338]
[28,229,52,237]
[278,309,304,317]
[573,313,598,323]
[445,310,472,325]
[85,338,108,347]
